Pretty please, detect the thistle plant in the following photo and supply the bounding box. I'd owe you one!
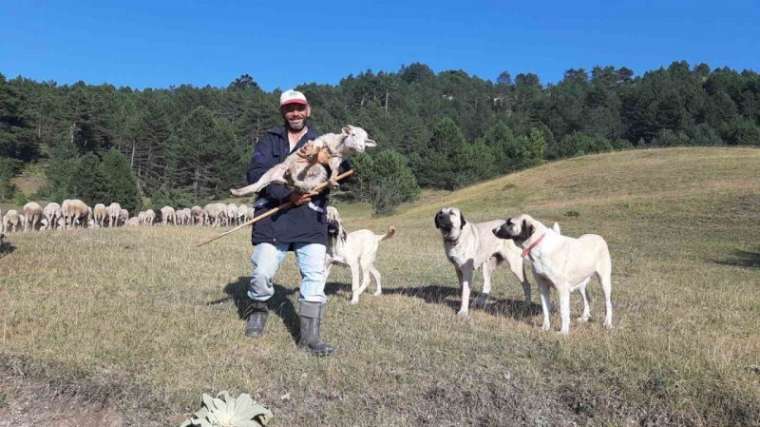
[180,391,273,427]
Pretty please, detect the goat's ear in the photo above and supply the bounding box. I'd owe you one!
[341,126,351,135]
[364,139,376,147]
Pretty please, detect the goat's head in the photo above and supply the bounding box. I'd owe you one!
[339,125,376,154]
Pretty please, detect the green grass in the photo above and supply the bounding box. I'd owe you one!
[2,147,760,425]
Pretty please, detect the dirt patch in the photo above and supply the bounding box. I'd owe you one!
[0,355,172,427]
[0,376,124,427]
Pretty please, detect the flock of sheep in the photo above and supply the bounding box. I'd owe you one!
[0,200,255,233]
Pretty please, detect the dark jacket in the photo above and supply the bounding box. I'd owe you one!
[246,125,329,247]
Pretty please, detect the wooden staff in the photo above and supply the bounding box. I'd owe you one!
[196,169,355,247]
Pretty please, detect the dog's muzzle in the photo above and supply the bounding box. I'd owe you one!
[327,222,340,236]
[434,211,453,232]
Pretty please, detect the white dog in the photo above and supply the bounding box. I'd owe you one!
[230,125,376,197]
[325,206,396,304]
[492,214,612,334]
[434,207,531,318]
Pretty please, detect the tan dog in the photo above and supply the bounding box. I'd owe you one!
[493,214,612,334]
[434,207,530,318]
[325,206,396,304]
[230,125,376,196]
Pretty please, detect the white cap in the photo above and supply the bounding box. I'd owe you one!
[280,89,308,107]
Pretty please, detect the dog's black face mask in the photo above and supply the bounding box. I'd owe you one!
[434,211,453,232]
[492,220,514,240]
[514,219,534,244]
[327,221,340,237]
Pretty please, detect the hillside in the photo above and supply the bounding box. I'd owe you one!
[1,147,759,425]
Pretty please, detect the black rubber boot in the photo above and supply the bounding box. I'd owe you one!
[244,301,269,338]
[298,301,336,356]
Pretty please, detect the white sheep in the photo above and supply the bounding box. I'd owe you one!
[107,202,122,227]
[142,209,156,226]
[226,203,239,226]
[3,210,22,233]
[237,203,248,224]
[22,202,43,232]
[203,203,227,227]
[119,208,129,225]
[43,202,62,230]
[93,203,108,227]
[175,208,191,225]
[191,205,205,225]
[160,206,176,225]
[61,199,91,229]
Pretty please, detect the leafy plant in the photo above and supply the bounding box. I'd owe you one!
[180,391,272,427]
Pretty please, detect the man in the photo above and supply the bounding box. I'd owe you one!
[244,89,335,356]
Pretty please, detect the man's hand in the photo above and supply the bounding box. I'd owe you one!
[288,190,319,206]
[297,144,331,166]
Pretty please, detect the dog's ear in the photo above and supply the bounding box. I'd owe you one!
[460,213,467,229]
[434,211,442,229]
[364,139,376,147]
[341,126,351,135]
[522,219,534,238]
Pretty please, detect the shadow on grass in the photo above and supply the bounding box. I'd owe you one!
[715,247,760,269]
[383,284,542,320]
[210,277,348,343]
[0,235,16,258]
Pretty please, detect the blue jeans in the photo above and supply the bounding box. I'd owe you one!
[247,242,327,304]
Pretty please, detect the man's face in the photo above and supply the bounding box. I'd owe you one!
[281,103,310,132]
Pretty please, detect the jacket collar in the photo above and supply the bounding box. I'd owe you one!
[267,125,320,154]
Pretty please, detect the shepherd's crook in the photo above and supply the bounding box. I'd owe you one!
[196,169,355,247]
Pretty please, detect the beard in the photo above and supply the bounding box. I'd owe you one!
[285,117,307,132]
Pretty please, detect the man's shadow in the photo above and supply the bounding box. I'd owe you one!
[382,284,542,319]
[212,277,347,342]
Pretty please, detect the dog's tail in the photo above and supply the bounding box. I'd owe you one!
[379,225,396,241]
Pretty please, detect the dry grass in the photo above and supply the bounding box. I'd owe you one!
[2,147,760,426]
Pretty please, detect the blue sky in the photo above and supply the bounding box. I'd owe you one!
[1,1,758,91]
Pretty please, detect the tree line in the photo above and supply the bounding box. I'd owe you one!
[1,61,759,213]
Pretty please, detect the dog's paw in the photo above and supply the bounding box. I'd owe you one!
[604,320,613,329]
[328,179,339,189]
[373,290,382,296]
[456,310,470,320]
[349,298,360,305]
[230,188,243,196]
[541,323,551,331]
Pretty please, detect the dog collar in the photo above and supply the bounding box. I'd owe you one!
[522,234,545,258]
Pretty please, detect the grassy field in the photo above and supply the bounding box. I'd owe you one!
[1,147,759,426]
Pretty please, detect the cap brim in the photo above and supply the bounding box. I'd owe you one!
[280,99,308,107]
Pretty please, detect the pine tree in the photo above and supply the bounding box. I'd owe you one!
[99,148,142,212]
[71,152,108,206]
